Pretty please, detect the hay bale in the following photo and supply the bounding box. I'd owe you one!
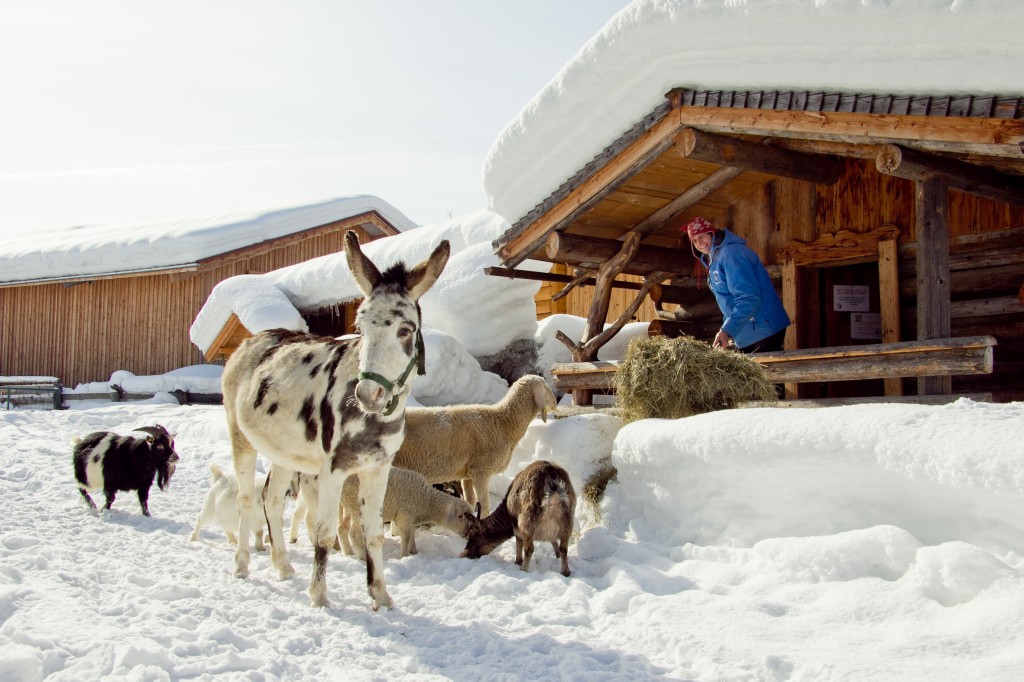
[614,335,777,422]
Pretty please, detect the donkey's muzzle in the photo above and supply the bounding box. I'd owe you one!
[355,378,388,413]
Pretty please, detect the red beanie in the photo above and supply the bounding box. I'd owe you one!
[683,217,715,240]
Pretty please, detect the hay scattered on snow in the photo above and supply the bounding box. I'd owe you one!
[614,335,777,422]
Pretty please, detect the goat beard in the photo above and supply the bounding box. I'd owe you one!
[157,464,176,491]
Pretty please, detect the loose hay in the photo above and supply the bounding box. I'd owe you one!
[614,335,777,422]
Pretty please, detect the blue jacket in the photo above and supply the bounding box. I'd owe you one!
[699,230,791,349]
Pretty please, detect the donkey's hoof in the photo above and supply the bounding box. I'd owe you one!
[371,592,394,611]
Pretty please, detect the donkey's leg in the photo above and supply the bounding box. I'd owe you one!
[288,494,305,543]
[309,468,345,608]
[229,422,258,579]
[358,464,393,611]
[264,464,296,579]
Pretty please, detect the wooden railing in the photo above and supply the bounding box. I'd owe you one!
[551,335,997,405]
[1,378,63,410]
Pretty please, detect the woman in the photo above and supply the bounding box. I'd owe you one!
[684,216,790,353]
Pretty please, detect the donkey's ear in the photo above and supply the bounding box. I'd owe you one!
[345,231,382,297]
[406,239,450,301]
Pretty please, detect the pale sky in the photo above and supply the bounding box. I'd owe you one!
[0,1,631,231]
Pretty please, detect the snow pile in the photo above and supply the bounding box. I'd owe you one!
[191,209,549,362]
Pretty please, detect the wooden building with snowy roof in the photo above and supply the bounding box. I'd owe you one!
[484,3,1024,404]
[0,197,410,390]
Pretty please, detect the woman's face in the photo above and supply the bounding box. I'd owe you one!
[691,232,713,255]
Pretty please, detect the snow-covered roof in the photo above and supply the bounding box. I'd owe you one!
[189,210,550,359]
[483,0,1024,226]
[0,195,416,286]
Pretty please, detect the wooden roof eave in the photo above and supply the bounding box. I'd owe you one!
[494,109,685,268]
[494,90,1024,270]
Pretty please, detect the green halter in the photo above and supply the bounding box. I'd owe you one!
[357,328,426,417]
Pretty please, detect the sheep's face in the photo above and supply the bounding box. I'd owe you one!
[447,502,481,539]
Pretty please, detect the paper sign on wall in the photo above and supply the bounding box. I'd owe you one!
[851,312,882,339]
[834,285,870,312]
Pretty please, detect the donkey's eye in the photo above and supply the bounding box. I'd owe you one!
[398,327,413,339]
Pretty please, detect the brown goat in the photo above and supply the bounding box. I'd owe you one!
[461,460,576,576]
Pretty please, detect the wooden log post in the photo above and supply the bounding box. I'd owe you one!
[915,175,952,395]
[878,238,902,396]
[553,233,668,405]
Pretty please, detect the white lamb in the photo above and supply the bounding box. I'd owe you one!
[392,374,558,517]
[190,464,269,550]
[190,465,298,550]
[337,466,478,559]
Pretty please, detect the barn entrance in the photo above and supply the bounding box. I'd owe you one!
[779,225,902,400]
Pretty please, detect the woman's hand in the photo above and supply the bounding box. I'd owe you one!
[713,329,732,349]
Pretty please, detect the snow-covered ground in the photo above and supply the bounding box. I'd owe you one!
[2,382,1022,680]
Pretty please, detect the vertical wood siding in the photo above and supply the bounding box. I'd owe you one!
[0,226,375,388]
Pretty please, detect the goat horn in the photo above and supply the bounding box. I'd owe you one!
[133,426,165,438]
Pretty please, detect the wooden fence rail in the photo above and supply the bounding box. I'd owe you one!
[551,335,997,403]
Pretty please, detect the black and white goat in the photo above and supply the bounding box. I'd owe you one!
[72,425,180,517]
[222,231,449,609]
[462,460,576,577]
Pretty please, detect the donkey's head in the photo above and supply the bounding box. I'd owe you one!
[345,230,450,414]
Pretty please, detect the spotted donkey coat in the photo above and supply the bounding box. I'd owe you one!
[221,231,449,609]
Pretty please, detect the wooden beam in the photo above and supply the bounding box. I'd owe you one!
[876,144,1024,207]
[778,226,902,267]
[677,106,1024,157]
[550,336,996,390]
[915,175,952,395]
[676,128,844,184]
[877,238,902,396]
[546,232,689,277]
[495,110,683,267]
[628,165,745,239]
[483,266,644,290]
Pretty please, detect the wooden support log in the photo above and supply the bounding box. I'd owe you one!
[551,361,619,392]
[876,144,1024,207]
[546,232,689,277]
[650,297,720,321]
[899,260,1024,299]
[628,165,745,239]
[756,347,991,383]
[675,127,844,185]
[648,318,719,340]
[483,266,645,290]
[651,282,717,307]
[752,336,995,383]
[915,174,952,395]
[550,336,997,392]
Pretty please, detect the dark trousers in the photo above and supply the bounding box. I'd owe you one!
[738,329,786,354]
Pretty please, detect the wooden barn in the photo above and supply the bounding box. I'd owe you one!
[0,198,409,390]
[492,88,1024,403]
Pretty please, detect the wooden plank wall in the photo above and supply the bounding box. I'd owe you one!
[541,158,1024,399]
[0,226,376,389]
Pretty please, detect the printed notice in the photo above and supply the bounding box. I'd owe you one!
[834,285,870,312]
[851,312,882,339]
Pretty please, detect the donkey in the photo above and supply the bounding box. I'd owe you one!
[221,230,449,609]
